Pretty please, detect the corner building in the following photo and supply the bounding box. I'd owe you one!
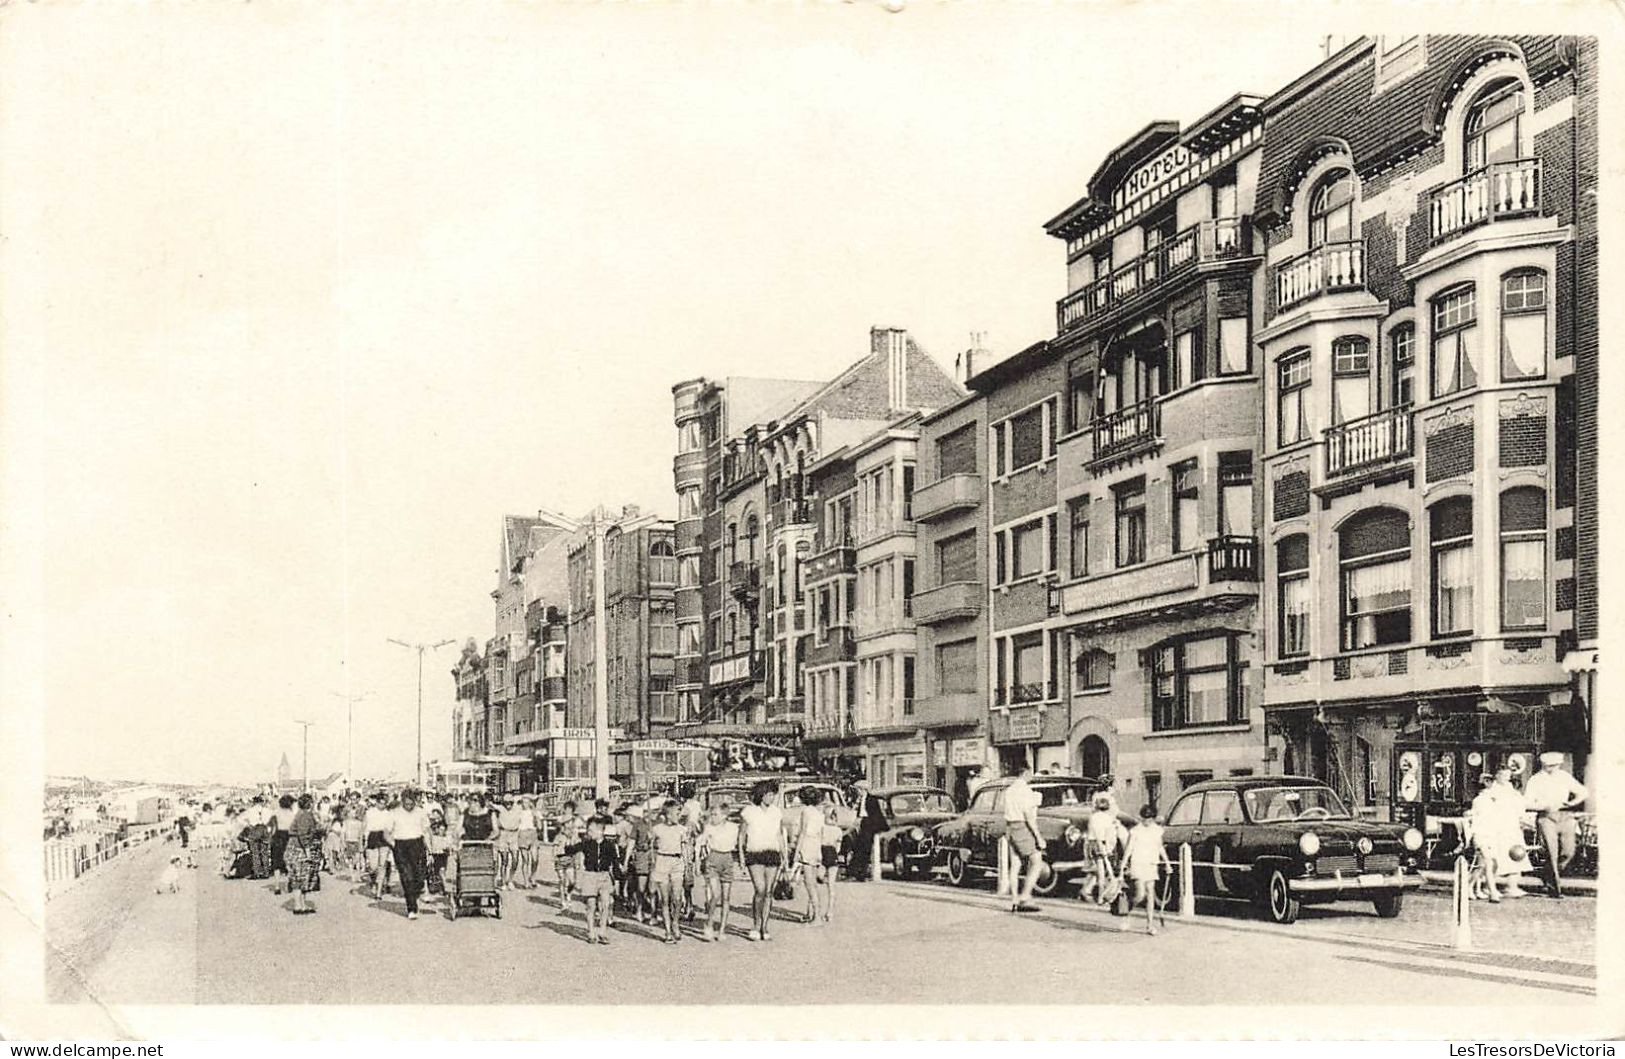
[1252,36,1596,824]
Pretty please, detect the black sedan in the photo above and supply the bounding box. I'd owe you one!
[931,776,1118,896]
[872,786,959,880]
[1160,776,1425,924]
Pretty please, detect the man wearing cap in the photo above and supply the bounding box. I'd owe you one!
[848,779,887,882]
[1523,752,1587,898]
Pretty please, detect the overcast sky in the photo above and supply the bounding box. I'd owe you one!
[7,5,1334,786]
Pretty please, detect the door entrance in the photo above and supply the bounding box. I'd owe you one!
[1078,735,1110,780]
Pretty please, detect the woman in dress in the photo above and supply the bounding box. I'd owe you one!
[285,793,321,915]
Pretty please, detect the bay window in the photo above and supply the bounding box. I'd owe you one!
[1277,535,1310,657]
[1175,327,1201,388]
[1150,634,1246,731]
[1429,497,1474,637]
[678,419,703,453]
[677,554,700,588]
[678,486,702,520]
[1500,487,1547,630]
[1218,317,1250,375]
[1431,285,1478,398]
[1339,508,1413,650]
[1332,336,1372,424]
[1500,270,1548,381]
[1278,350,1311,446]
[1114,477,1147,567]
[677,622,700,656]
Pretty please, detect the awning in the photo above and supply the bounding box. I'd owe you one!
[1562,649,1601,674]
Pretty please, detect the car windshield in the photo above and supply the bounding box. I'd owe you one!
[704,788,751,810]
[782,785,840,808]
[888,792,954,815]
[1034,783,1095,808]
[1243,786,1352,822]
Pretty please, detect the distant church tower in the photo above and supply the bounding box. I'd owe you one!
[277,753,291,788]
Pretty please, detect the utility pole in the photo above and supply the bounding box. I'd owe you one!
[328,689,374,782]
[293,720,315,792]
[592,524,610,801]
[388,637,455,788]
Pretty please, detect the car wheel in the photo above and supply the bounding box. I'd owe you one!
[1372,892,1404,918]
[1032,865,1060,898]
[945,850,970,887]
[1262,867,1301,925]
[892,849,910,881]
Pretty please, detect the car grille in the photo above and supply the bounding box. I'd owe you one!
[1318,853,1400,875]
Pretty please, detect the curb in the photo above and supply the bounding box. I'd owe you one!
[1418,869,1597,895]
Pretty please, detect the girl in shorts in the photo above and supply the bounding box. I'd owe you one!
[649,802,690,944]
[363,793,392,897]
[698,806,740,942]
[819,802,844,923]
[789,786,830,924]
[738,781,784,942]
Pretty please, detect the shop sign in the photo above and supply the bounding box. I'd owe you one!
[543,727,625,742]
[931,742,948,767]
[1113,144,1195,211]
[950,738,985,767]
[1007,710,1042,743]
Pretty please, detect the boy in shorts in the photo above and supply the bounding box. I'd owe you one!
[698,806,741,941]
[567,817,620,945]
[649,802,690,944]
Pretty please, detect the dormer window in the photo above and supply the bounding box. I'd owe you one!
[1308,170,1356,247]
[1465,81,1524,172]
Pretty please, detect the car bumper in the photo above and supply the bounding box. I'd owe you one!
[1288,871,1424,893]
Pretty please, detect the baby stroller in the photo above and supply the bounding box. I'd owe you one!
[451,841,501,920]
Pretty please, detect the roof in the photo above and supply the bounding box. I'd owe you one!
[964,339,1053,394]
[873,785,950,797]
[1176,775,1334,795]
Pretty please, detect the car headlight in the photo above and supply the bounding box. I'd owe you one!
[1064,825,1083,846]
[1402,828,1423,851]
[1356,836,1374,856]
[1299,831,1321,856]
[908,827,925,841]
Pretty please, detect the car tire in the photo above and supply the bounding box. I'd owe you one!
[945,850,970,887]
[1372,892,1404,918]
[892,849,910,881]
[1262,867,1301,925]
[1032,864,1060,898]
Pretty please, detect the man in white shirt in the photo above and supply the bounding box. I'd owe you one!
[386,789,433,919]
[1523,752,1587,898]
[1002,761,1045,913]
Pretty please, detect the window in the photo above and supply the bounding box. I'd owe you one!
[649,539,676,584]
[650,603,677,654]
[1388,325,1416,408]
[1010,520,1044,581]
[1151,634,1245,731]
[707,616,722,653]
[937,530,977,584]
[1010,632,1045,703]
[1218,317,1250,375]
[902,558,914,618]
[744,515,760,560]
[677,553,700,588]
[710,545,722,584]
[1066,358,1093,433]
[902,464,915,521]
[1175,328,1201,388]
[1068,495,1090,578]
[1277,535,1310,657]
[1074,647,1111,690]
[1431,285,1478,398]
[1501,271,1548,381]
[677,622,700,656]
[937,424,977,478]
[1219,453,1254,537]
[1430,498,1474,637]
[902,656,915,714]
[649,676,675,721]
[1006,404,1046,474]
[1500,487,1547,630]
[1172,460,1199,553]
[1115,478,1147,567]
[1143,773,1164,815]
[1465,81,1524,173]
[937,639,978,695]
[678,487,702,520]
[1278,350,1311,446]
[1308,169,1355,247]
[1166,794,1201,826]
[1339,509,1412,650]
[1201,790,1245,826]
[678,419,703,454]
[1332,336,1372,425]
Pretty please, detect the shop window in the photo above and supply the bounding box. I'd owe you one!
[1500,487,1547,630]
[1431,285,1478,399]
[1339,508,1412,650]
[1465,80,1525,173]
[1277,535,1310,657]
[1278,349,1312,446]
[1308,169,1355,247]
[1172,460,1200,553]
[1430,497,1474,637]
[1114,477,1147,567]
[1150,634,1246,731]
[1332,336,1372,424]
[1500,270,1548,381]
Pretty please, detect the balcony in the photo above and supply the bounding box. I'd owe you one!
[1273,239,1365,313]
[806,539,856,583]
[771,499,814,529]
[1325,405,1415,479]
[541,676,567,703]
[1427,158,1542,246]
[1057,217,1252,334]
[913,473,983,522]
[995,682,1050,707]
[1090,399,1160,464]
[708,651,764,687]
[1206,535,1259,582]
[675,657,705,687]
[729,560,760,602]
[912,581,984,626]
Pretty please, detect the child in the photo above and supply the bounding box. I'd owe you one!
[1082,793,1124,904]
[1121,804,1171,935]
[698,806,741,942]
[157,856,182,894]
[567,817,620,946]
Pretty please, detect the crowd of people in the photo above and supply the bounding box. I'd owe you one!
[188,778,856,944]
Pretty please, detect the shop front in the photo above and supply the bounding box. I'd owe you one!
[989,704,1068,776]
[610,739,712,793]
[924,729,988,807]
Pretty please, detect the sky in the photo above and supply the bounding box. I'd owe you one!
[5,5,1332,787]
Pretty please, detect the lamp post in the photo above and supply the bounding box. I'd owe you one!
[328,689,374,782]
[293,720,315,792]
[387,637,455,787]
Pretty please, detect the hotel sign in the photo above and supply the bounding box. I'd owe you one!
[1007,710,1043,743]
[1113,144,1195,211]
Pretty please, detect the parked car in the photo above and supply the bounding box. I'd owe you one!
[872,786,958,880]
[1159,776,1425,924]
[931,776,1119,896]
[701,776,859,848]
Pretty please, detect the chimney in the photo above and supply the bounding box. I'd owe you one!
[956,331,988,386]
[873,326,909,411]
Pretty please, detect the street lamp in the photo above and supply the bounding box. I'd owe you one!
[328,689,374,783]
[388,637,455,788]
[293,720,315,792]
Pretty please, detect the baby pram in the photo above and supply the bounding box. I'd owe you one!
[451,841,501,920]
